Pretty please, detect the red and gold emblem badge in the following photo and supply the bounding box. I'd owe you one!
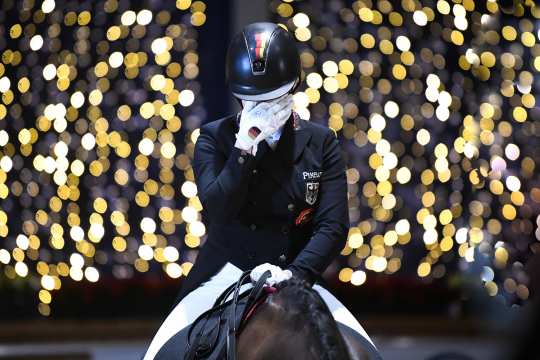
[295,207,314,226]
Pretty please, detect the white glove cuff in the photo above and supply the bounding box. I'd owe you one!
[234,133,254,153]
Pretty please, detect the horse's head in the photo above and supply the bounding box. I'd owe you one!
[236,277,370,360]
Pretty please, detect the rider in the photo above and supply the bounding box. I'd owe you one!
[143,22,378,359]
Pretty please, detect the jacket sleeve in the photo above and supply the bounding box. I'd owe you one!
[287,129,350,286]
[192,124,259,224]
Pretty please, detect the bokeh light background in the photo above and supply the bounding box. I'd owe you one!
[270,0,540,308]
[0,0,209,317]
[0,0,539,318]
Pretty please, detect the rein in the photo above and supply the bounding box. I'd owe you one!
[238,285,277,332]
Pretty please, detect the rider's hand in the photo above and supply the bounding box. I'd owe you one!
[250,262,292,286]
[234,94,293,156]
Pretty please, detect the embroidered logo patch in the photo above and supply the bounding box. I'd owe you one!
[302,171,322,180]
[305,181,319,205]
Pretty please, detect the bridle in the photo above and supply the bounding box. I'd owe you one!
[184,269,275,360]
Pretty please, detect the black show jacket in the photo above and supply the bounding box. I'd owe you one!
[173,111,349,305]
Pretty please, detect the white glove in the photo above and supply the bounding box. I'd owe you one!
[250,262,292,286]
[234,94,293,156]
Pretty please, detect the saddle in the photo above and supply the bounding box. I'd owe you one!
[153,270,384,360]
[157,269,272,360]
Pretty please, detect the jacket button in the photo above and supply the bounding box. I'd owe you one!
[238,156,245,164]
[252,169,257,174]
[250,223,257,231]
[278,254,286,263]
[281,225,289,235]
[287,203,295,212]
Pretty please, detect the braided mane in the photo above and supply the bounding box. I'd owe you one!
[267,277,352,360]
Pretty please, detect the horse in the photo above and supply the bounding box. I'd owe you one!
[151,270,382,360]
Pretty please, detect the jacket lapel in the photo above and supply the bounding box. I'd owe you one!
[257,113,312,198]
[227,111,312,199]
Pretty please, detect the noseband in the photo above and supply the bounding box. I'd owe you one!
[184,269,275,360]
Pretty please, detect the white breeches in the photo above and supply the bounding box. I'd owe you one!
[143,262,375,360]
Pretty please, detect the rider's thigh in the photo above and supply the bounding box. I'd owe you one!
[143,283,217,360]
[312,283,376,348]
[143,262,247,360]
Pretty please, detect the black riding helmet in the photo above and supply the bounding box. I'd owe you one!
[226,22,301,105]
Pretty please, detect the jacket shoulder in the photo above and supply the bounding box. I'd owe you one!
[298,118,335,140]
[199,114,236,137]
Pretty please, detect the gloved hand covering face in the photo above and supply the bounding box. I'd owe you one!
[234,94,293,156]
[250,262,292,286]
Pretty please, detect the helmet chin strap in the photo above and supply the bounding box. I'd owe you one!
[235,97,243,108]
[290,76,300,94]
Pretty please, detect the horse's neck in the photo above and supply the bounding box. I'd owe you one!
[236,302,316,360]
